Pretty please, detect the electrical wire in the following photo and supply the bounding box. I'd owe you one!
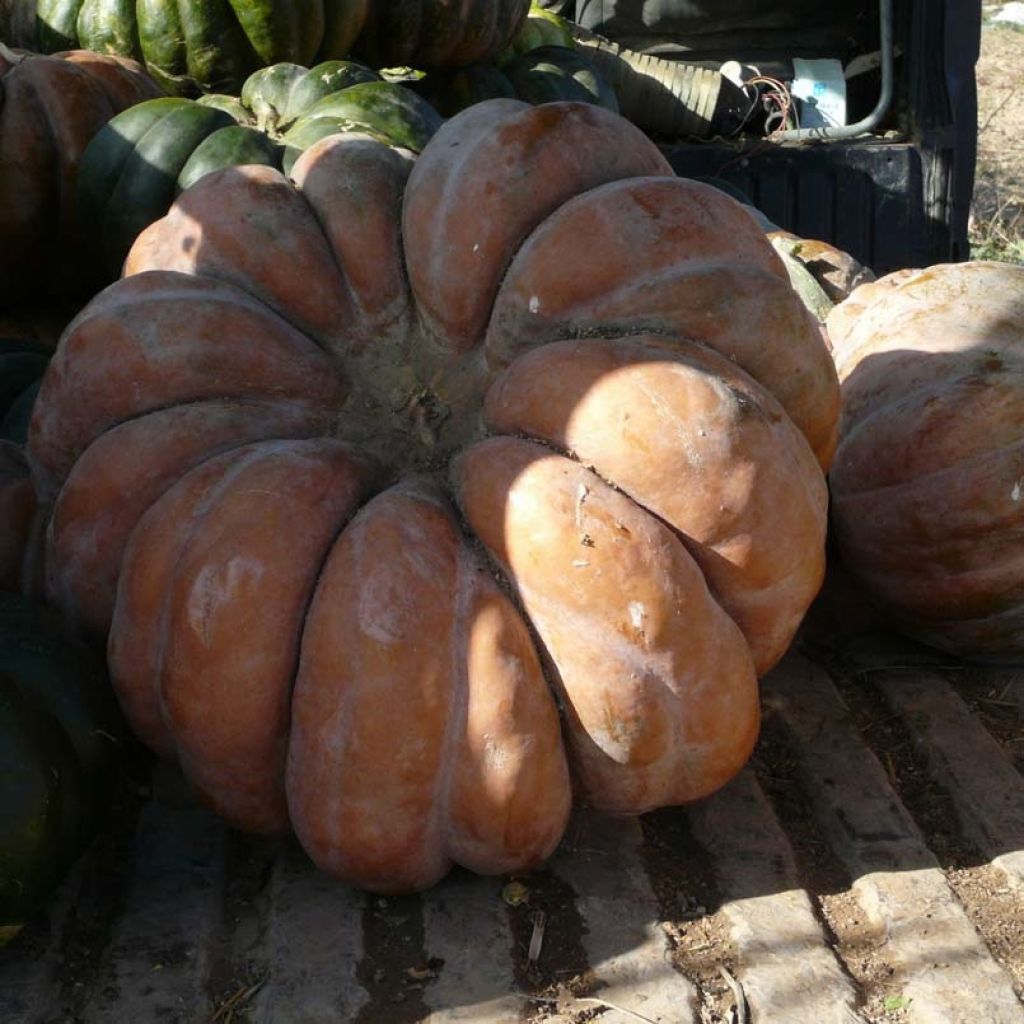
[742,75,800,138]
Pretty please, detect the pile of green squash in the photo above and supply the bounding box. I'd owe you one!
[0,594,122,943]
[74,4,616,273]
[1,322,106,946]
[6,0,533,93]
[78,59,445,274]
[412,5,615,116]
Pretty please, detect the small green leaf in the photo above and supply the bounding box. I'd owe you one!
[501,881,530,906]
[883,995,912,1011]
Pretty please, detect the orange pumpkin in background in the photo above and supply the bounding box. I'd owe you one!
[355,0,531,69]
[0,46,160,305]
[829,262,1024,661]
[28,100,838,892]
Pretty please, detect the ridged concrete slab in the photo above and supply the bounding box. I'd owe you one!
[551,812,701,1024]
[423,873,522,1023]
[688,770,865,1023]
[3,653,1023,1022]
[0,858,87,1024]
[764,654,1024,1024]
[873,668,1024,887]
[81,801,226,1024]
[247,841,366,1023]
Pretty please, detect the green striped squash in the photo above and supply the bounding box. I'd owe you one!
[77,59,442,273]
[29,0,369,94]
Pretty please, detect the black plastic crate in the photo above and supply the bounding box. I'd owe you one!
[572,0,982,273]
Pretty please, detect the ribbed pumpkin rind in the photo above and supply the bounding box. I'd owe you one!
[828,262,1024,660]
[28,101,837,891]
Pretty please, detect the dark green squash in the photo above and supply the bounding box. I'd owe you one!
[195,92,251,120]
[417,45,616,119]
[24,0,370,95]
[494,3,575,65]
[282,80,442,158]
[1,336,50,445]
[77,59,442,274]
[241,58,381,131]
[175,123,282,193]
[411,6,615,119]
[77,97,238,273]
[0,594,122,942]
[18,0,530,91]
[505,46,618,110]
[414,64,519,118]
[354,0,530,70]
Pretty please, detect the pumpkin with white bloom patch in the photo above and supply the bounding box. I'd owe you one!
[29,99,837,892]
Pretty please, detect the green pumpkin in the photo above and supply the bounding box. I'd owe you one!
[195,92,251,121]
[175,123,282,192]
[78,97,239,273]
[418,45,616,119]
[30,0,369,95]
[0,594,122,942]
[495,3,575,66]
[415,64,519,118]
[281,80,442,162]
[78,60,443,274]
[505,46,618,110]
[241,59,380,131]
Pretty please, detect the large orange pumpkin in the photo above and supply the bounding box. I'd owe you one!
[29,100,838,892]
[828,262,1024,661]
[0,46,160,304]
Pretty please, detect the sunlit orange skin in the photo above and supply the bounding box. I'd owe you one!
[453,437,761,814]
[288,479,571,893]
[482,336,828,675]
